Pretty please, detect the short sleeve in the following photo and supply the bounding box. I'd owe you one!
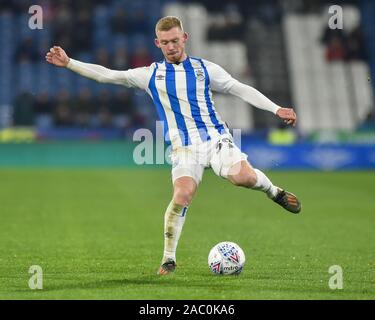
[203,59,237,93]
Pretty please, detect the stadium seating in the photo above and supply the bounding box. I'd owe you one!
[0,12,14,106]
[283,6,374,134]
[0,0,373,136]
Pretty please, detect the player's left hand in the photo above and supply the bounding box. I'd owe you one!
[276,107,297,127]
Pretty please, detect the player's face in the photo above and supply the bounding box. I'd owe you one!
[155,27,188,63]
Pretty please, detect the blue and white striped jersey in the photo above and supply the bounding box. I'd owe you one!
[121,57,236,147]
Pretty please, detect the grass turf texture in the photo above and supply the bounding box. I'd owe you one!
[0,169,374,299]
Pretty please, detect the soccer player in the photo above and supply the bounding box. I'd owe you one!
[46,16,301,275]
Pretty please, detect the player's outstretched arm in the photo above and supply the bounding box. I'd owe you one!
[206,61,298,127]
[228,81,297,127]
[45,46,128,85]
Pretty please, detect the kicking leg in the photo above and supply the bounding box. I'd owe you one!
[158,176,197,275]
[227,161,301,214]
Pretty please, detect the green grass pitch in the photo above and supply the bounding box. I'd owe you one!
[0,168,374,299]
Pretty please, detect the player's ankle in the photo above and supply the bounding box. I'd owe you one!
[162,254,176,264]
[267,186,280,199]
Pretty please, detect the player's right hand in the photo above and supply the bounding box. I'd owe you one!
[276,107,297,127]
[45,46,70,67]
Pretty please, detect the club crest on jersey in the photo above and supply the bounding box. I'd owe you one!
[194,68,205,81]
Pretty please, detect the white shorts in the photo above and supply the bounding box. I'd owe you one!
[170,133,248,185]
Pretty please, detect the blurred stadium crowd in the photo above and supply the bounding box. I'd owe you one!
[0,0,167,133]
[0,0,374,137]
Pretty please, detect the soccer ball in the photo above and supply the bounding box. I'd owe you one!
[208,241,246,275]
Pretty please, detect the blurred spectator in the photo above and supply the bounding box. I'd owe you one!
[97,108,113,128]
[38,38,51,60]
[73,9,93,53]
[15,37,39,63]
[225,3,245,38]
[321,23,368,63]
[34,92,54,128]
[97,89,113,109]
[257,0,282,25]
[111,8,130,34]
[52,2,74,40]
[132,110,149,129]
[346,25,367,61]
[299,0,321,14]
[207,17,227,41]
[56,88,71,105]
[49,1,94,57]
[326,35,347,62]
[112,90,133,114]
[207,3,245,41]
[321,25,346,46]
[37,0,55,23]
[13,92,34,126]
[34,92,53,115]
[73,0,94,12]
[112,46,130,70]
[129,9,149,35]
[96,89,113,128]
[95,47,111,68]
[321,24,347,62]
[54,89,73,127]
[0,1,16,13]
[280,0,321,14]
[130,46,153,68]
[52,2,77,55]
[2,0,34,12]
[73,87,93,127]
[112,90,135,129]
[365,110,375,122]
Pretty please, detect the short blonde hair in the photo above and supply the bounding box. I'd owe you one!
[155,16,184,35]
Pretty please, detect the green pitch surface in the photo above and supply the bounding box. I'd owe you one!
[0,169,374,300]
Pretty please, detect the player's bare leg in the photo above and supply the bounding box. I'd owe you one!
[227,161,301,214]
[158,176,197,275]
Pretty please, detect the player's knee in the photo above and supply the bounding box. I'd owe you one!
[173,187,194,207]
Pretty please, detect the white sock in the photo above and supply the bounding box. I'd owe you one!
[252,168,279,198]
[162,200,188,263]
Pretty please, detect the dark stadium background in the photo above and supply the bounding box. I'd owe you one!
[0,0,374,158]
